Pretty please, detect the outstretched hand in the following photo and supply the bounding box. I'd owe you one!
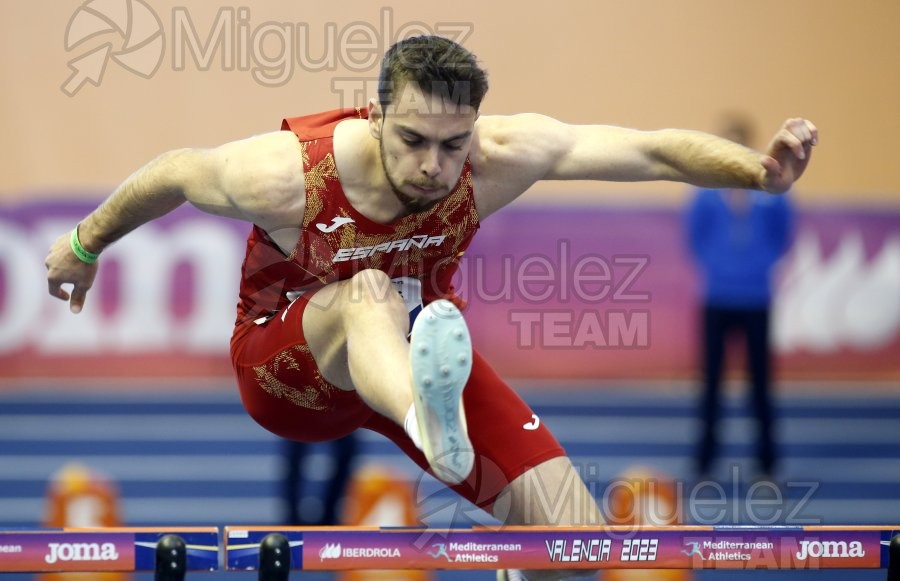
[45,232,98,314]
[759,118,818,194]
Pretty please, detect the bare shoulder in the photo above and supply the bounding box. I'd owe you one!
[470,114,572,218]
[472,114,570,164]
[207,130,305,224]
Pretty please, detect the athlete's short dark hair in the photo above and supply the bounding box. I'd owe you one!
[378,35,489,112]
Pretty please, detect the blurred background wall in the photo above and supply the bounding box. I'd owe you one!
[1,0,899,382]
[2,0,900,202]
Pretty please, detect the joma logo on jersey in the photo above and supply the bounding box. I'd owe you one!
[332,235,446,263]
[44,542,120,564]
[795,540,865,560]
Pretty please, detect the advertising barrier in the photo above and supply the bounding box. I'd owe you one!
[1,200,897,382]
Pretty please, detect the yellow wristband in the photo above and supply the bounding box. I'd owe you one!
[69,226,99,264]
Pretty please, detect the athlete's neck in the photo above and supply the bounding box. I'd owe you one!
[334,119,409,224]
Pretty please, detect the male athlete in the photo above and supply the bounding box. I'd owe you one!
[45,36,817,580]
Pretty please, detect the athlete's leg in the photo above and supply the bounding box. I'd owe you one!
[497,457,602,528]
[364,350,599,580]
[302,268,415,424]
[495,457,603,581]
[302,268,472,482]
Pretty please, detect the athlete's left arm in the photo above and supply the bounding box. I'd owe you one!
[472,114,817,217]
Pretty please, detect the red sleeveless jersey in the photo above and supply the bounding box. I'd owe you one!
[232,108,480,340]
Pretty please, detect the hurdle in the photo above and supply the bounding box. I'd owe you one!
[0,527,218,577]
[2,526,899,578]
[225,525,900,577]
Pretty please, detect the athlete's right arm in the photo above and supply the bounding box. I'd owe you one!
[45,130,304,313]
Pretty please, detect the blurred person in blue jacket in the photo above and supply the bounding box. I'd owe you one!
[686,114,795,479]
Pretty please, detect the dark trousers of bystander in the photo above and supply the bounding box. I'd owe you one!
[697,305,776,478]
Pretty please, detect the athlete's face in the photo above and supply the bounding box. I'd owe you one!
[369,83,477,212]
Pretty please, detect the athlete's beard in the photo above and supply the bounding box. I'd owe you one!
[379,141,443,214]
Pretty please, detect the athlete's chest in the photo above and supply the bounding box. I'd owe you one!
[302,201,458,273]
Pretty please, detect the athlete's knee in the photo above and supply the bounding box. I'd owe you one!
[343,269,407,322]
[345,269,398,304]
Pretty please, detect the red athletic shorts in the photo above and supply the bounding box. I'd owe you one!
[230,292,565,510]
